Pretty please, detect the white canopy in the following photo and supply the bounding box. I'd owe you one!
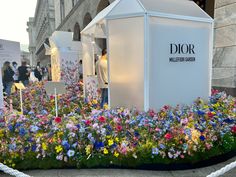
[81,0,212,37]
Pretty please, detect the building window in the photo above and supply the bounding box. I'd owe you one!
[72,0,75,7]
[83,13,92,28]
[60,0,65,22]
[73,23,81,41]
[193,0,215,18]
[97,0,110,14]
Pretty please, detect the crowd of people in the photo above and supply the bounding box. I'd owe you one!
[1,61,51,96]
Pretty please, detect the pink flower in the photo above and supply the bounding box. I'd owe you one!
[98,116,106,123]
[164,133,173,140]
[55,117,62,123]
[116,125,123,132]
[85,120,91,126]
[231,126,236,134]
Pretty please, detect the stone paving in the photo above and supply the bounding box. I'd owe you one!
[1,156,235,177]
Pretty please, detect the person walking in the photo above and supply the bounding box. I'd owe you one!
[2,61,14,96]
[18,61,30,86]
[12,61,19,83]
[34,65,42,81]
[96,48,108,108]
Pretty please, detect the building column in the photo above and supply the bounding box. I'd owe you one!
[213,0,236,96]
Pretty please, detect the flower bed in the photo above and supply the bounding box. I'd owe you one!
[0,83,235,170]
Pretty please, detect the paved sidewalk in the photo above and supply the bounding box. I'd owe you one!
[1,157,235,177]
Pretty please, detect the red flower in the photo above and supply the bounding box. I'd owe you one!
[85,120,91,126]
[164,133,173,140]
[50,95,54,100]
[207,112,214,118]
[116,125,123,132]
[55,117,62,123]
[231,126,236,134]
[98,116,106,123]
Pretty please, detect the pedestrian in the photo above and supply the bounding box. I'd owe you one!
[18,61,30,86]
[2,61,14,96]
[12,61,19,83]
[96,48,108,108]
[34,65,42,81]
[47,64,52,81]
[78,60,83,80]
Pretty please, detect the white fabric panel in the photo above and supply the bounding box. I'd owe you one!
[149,17,212,110]
[108,17,144,110]
[107,0,144,17]
[82,35,95,88]
[139,0,210,19]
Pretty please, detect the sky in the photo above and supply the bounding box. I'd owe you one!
[0,0,37,46]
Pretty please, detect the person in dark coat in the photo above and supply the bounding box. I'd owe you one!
[34,66,42,81]
[2,61,14,96]
[18,61,30,86]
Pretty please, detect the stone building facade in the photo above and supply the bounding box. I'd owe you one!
[213,0,236,96]
[27,0,55,66]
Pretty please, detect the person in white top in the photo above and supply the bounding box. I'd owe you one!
[96,48,108,108]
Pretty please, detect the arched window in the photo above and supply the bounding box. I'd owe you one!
[60,0,65,21]
[97,0,110,14]
[73,22,81,41]
[83,13,92,29]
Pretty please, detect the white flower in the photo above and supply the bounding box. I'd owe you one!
[67,150,75,157]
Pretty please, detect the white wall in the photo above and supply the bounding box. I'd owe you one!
[149,17,212,110]
[108,17,145,110]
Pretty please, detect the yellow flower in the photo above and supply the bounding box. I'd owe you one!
[203,105,209,109]
[103,104,109,110]
[115,137,119,143]
[106,135,111,139]
[103,148,109,154]
[0,130,4,138]
[191,129,200,144]
[42,142,47,150]
[108,139,114,146]
[85,145,91,155]
[92,100,98,105]
[55,145,63,153]
[114,151,119,157]
[36,133,43,138]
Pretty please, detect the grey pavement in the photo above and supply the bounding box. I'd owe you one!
[1,156,236,177]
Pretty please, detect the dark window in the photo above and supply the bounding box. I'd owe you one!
[73,23,81,41]
[97,0,110,14]
[60,0,65,21]
[83,13,92,28]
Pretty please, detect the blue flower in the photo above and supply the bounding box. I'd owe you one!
[94,141,104,149]
[62,140,70,150]
[67,150,75,157]
[197,110,205,116]
[31,144,37,152]
[15,123,21,128]
[159,144,166,149]
[19,128,26,136]
[152,148,159,155]
[9,143,16,150]
[24,147,29,152]
[8,125,14,132]
[199,135,205,141]
[134,131,140,137]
